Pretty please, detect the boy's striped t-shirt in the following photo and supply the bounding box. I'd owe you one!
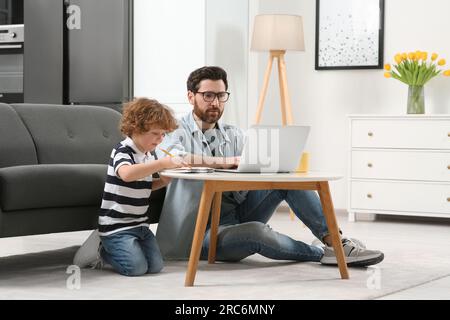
[98,137,154,236]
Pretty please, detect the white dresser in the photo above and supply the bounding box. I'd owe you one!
[348,115,450,221]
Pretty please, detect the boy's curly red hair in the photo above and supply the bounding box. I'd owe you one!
[120,98,178,137]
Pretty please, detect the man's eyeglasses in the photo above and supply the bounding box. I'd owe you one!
[196,91,230,102]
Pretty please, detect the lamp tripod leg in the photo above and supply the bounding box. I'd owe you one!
[278,53,294,125]
[276,54,288,125]
[254,55,274,124]
[276,52,298,221]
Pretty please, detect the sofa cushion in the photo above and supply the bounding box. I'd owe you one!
[0,164,107,211]
[11,104,123,164]
[0,103,38,168]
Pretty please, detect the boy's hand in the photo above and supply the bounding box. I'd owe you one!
[162,155,189,169]
[171,155,190,168]
[222,156,240,169]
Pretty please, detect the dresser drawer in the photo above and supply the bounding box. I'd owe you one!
[350,181,450,215]
[351,150,450,182]
[351,119,450,149]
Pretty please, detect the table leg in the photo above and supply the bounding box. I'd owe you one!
[317,181,349,279]
[208,192,222,264]
[185,181,215,287]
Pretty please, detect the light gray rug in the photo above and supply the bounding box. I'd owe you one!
[1,213,449,300]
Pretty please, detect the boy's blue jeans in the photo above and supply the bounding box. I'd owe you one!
[201,190,328,262]
[100,226,163,276]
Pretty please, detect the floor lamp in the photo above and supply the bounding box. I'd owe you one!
[251,14,305,126]
[251,14,306,221]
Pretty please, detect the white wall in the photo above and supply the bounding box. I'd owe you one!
[134,0,249,126]
[206,0,249,128]
[133,0,205,115]
[249,0,450,209]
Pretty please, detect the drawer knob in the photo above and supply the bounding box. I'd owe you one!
[368,132,373,137]
[447,197,450,202]
[368,163,373,168]
[448,165,450,170]
[367,194,373,199]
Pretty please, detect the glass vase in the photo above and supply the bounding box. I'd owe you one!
[407,85,425,114]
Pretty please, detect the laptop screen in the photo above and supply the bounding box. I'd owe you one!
[220,125,310,173]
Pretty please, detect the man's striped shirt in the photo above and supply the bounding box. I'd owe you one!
[98,137,154,236]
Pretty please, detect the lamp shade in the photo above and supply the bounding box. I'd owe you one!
[251,14,305,51]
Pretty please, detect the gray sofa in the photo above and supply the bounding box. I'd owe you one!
[0,103,165,238]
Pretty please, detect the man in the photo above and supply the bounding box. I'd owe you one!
[156,66,384,266]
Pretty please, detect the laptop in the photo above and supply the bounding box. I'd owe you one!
[216,125,310,173]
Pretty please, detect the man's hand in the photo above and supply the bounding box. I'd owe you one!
[221,156,240,169]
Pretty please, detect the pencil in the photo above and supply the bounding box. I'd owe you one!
[159,148,174,157]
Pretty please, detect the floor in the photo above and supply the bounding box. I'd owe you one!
[0,210,449,300]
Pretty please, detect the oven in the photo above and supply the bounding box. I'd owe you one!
[0,0,23,25]
[0,24,23,103]
[0,0,23,103]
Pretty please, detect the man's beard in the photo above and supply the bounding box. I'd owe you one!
[193,101,223,124]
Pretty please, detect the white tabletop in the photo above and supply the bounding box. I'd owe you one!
[160,170,343,182]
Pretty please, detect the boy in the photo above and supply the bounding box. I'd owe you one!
[73,98,186,276]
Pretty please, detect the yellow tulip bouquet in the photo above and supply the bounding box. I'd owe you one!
[383,51,450,114]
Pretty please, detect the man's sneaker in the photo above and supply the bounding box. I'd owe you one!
[312,237,366,249]
[90,257,104,270]
[314,237,384,267]
[73,230,103,268]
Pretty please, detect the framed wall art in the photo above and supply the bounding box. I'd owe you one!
[315,0,384,70]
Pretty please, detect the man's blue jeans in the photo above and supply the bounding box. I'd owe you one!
[200,190,328,262]
[100,226,164,276]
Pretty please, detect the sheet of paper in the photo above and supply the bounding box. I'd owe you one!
[164,167,215,173]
